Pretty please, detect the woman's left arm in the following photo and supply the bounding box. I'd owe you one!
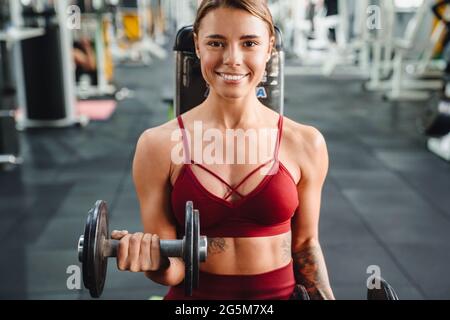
[291,126,335,300]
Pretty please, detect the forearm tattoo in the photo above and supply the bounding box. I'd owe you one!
[281,233,292,263]
[292,243,334,300]
[208,238,227,255]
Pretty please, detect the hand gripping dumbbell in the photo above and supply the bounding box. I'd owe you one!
[77,200,207,298]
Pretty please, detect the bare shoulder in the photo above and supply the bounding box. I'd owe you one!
[282,117,327,156]
[134,106,203,168]
[135,119,180,156]
[281,116,328,180]
[133,118,181,178]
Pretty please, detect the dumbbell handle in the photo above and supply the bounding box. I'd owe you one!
[103,239,185,258]
[78,235,208,262]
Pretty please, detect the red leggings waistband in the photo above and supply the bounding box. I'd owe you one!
[164,260,295,300]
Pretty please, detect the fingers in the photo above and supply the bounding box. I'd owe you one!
[139,233,152,271]
[115,232,167,273]
[111,230,129,240]
[150,234,161,271]
[129,233,144,272]
[117,233,131,271]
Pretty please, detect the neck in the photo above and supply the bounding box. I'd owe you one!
[199,91,264,129]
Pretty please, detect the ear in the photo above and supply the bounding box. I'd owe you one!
[267,35,275,62]
[193,33,201,59]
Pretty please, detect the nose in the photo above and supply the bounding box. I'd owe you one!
[223,44,242,66]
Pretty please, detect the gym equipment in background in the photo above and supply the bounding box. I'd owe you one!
[419,0,450,161]
[0,0,47,167]
[75,1,117,99]
[0,108,21,167]
[110,0,167,66]
[13,0,87,129]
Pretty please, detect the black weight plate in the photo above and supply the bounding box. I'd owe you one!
[86,202,99,296]
[184,201,194,296]
[93,201,109,297]
[82,207,93,289]
[87,206,98,296]
[192,209,200,290]
[88,200,109,298]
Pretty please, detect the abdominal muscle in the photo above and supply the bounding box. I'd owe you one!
[200,231,292,275]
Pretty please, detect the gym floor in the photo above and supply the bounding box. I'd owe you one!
[0,56,449,300]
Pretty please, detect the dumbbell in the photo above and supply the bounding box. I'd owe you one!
[291,277,399,300]
[367,277,399,300]
[77,200,208,298]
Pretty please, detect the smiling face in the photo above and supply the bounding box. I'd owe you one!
[194,7,274,101]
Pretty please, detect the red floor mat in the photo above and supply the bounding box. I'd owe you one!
[76,100,117,121]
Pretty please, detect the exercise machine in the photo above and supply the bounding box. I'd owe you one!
[13,0,87,129]
[111,0,167,65]
[420,0,450,161]
[75,0,117,99]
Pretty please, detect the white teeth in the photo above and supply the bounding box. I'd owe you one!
[219,73,246,81]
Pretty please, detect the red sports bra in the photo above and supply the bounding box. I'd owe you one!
[171,115,299,238]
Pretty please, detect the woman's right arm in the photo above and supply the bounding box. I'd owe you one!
[132,127,185,287]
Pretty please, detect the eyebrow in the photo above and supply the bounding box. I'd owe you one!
[205,34,261,40]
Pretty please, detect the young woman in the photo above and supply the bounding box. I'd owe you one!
[112,0,335,300]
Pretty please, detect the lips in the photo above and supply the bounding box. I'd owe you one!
[216,72,249,82]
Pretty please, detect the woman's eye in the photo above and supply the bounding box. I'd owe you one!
[208,41,224,48]
[207,41,258,48]
[244,41,258,47]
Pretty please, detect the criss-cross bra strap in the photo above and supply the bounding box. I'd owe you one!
[177,114,284,200]
[222,158,274,200]
[191,160,245,199]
